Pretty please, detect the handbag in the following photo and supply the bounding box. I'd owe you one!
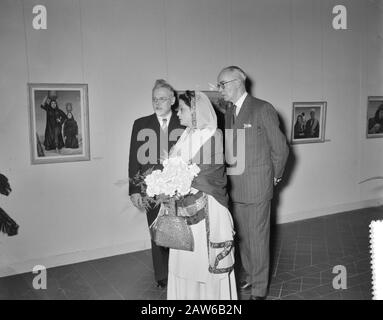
[150,199,194,251]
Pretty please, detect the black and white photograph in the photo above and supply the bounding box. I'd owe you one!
[1,0,383,304]
[291,102,327,144]
[28,83,90,164]
[367,96,383,138]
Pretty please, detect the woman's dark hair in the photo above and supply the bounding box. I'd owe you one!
[178,90,195,108]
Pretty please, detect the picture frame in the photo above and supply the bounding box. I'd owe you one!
[28,83,90,164]
[291,101,327,145]
[366,96,383,139]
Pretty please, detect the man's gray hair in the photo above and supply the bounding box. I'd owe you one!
[220,66,247,84]
[152,79,175,97]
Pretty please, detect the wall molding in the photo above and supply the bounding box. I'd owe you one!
[1,198,382,278]
[277,198,383,224]
[0,239,151,278]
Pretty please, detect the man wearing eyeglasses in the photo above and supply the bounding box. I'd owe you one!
[128,79,184,289]
[217,66,289,300]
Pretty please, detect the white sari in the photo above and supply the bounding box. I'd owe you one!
[166,92,237,300]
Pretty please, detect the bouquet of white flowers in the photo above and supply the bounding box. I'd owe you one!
[145,157,200,199]
[144,157,200,251]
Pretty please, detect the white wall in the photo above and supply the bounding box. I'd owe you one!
[0,0,382,277]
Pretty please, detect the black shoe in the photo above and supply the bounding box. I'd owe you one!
[249,295,266,300]
[156,279,167,289]
[239,280,252,291]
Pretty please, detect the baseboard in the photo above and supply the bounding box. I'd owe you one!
[277,197,383,224]
[0,239,152,278]
[2,198,382,278]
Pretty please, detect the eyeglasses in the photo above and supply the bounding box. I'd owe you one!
[152,97,170,104]
[216,79,238,90]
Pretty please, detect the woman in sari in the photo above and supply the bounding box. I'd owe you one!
[166,91,237,300]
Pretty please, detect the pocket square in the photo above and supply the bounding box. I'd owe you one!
[243,123,252,129]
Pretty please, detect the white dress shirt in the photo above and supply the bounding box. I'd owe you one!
[234,92,248,116]
[156,112,172,130]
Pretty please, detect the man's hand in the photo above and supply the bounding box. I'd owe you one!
[130,193,144,210]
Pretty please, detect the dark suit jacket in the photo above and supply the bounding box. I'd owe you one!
[225,94,289,204]
[305,118,319,138]
[129,112,185,195]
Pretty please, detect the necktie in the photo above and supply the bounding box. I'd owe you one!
[161,118,168,131]
[160,118,168,161]
[232,104,237,125]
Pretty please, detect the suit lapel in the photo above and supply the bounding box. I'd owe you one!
[150,113,160,131]
[168,111,178,132]
[235,95,253,128]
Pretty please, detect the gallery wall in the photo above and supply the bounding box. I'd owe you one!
[0,0,382,276]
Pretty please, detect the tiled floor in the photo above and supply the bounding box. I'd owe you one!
[1,206,382,300]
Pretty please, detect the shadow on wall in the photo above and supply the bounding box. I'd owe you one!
[243,75,298,279]
[0,173,19,237]
[246,74,298,227]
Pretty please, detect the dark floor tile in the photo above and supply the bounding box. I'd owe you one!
[137,289,164,300]
[320,268,335,282]
[54,269,98,300]
[0,275,31,299]
[347,272,372,287]
[72,261,123,300]
[298,288,323,300]
[282,279,301,292]
[313,262,333,270]
[313,283,337,296]
[312,257,329,265]
[267,288,281,298]
[359,283,373,300]
[292,266,322,277]
[14,289,40,300]
[275,263,295,273]
[301,276,321,290]
[272,272,297,282]
[320,291,342,300]
[294,256,311,268]
[280,289,299,297]
[341,286,365,300]
[280,293,305,300]
[49,265,77,280]
[354,258,371,273]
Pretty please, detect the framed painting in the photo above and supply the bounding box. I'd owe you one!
[291,101,327,145]
[366,96,383,139]
[28,83,90,164]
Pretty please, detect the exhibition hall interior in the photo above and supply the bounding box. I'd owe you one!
[0,0,382,300]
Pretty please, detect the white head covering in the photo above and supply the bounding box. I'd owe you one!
[191,91,217,130]
[167,91,235,279]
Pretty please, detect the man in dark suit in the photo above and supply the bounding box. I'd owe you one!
[305,109,320,138]
[217,66,289,300]
[129,79,184,288]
